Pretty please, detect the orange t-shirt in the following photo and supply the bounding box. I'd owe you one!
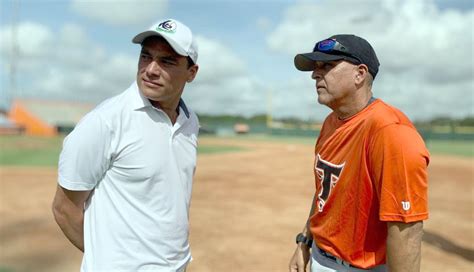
[310,99,429,269]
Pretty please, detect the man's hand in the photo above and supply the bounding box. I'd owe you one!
[289,243,311,272]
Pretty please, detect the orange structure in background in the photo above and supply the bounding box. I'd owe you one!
[8,101,57,137]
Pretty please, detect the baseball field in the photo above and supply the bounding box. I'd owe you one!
[0,135,472,271]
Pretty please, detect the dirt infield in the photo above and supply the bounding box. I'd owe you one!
[0,137,472,271]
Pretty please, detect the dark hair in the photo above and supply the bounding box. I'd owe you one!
[186,56,195,68]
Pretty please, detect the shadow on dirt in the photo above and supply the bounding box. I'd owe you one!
[423,230,474,262]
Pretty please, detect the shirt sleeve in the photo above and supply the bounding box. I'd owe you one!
[58,110,112,191]
[369,124,430,223]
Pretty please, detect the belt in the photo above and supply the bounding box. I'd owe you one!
[318,247,356,268]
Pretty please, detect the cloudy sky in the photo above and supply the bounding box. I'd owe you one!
[0,0,472,121]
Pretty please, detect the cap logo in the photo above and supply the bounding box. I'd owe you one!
[157,20,177,33]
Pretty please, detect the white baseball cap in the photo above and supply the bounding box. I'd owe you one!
[132,19,198,64]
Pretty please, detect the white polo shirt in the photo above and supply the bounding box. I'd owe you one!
[58,82,199,272]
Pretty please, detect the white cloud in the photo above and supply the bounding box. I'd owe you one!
[71,0,168,26]
[0,21,265,116]
[0,22,136,102]
[267,0,474,120]
[192,36,247,84]
[31,51,137,102]
[183,36,266,117]
[1,0,471,121]
[33,52,136,102]
[0,21,53,59]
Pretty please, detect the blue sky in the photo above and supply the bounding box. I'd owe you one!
[1,0,473,121]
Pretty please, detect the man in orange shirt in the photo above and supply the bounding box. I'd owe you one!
[288,35,429,272]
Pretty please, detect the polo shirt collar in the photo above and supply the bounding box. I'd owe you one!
[129,81,152,110]
[178,99,190,119]
[130,81,190,119]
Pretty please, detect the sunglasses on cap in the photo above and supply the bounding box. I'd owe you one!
[314,39,362,64]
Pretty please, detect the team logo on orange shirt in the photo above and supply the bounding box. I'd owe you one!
[315,154,345,212]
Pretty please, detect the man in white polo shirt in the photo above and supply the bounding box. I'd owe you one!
[52,18,199,272]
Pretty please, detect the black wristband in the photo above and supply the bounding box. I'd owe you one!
[295,233,313,248]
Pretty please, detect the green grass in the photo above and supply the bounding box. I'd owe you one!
[0,135,471,167]
[0,135,246,166]
[200,134,317,145]
[426,139,474,157]
[0,266,14,272]
[0,135,63,166]
[229,135,474,157]
[198,145,245,154]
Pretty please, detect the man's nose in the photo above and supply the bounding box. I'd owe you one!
[311,69,322,80]
[146,61,161,76]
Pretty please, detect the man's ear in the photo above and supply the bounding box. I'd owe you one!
[355,64,369,85]
[187,65,199,83]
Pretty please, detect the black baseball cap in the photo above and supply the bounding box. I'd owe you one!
[294,34,380,79]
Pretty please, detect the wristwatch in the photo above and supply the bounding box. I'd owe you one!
[295,233,313,248]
